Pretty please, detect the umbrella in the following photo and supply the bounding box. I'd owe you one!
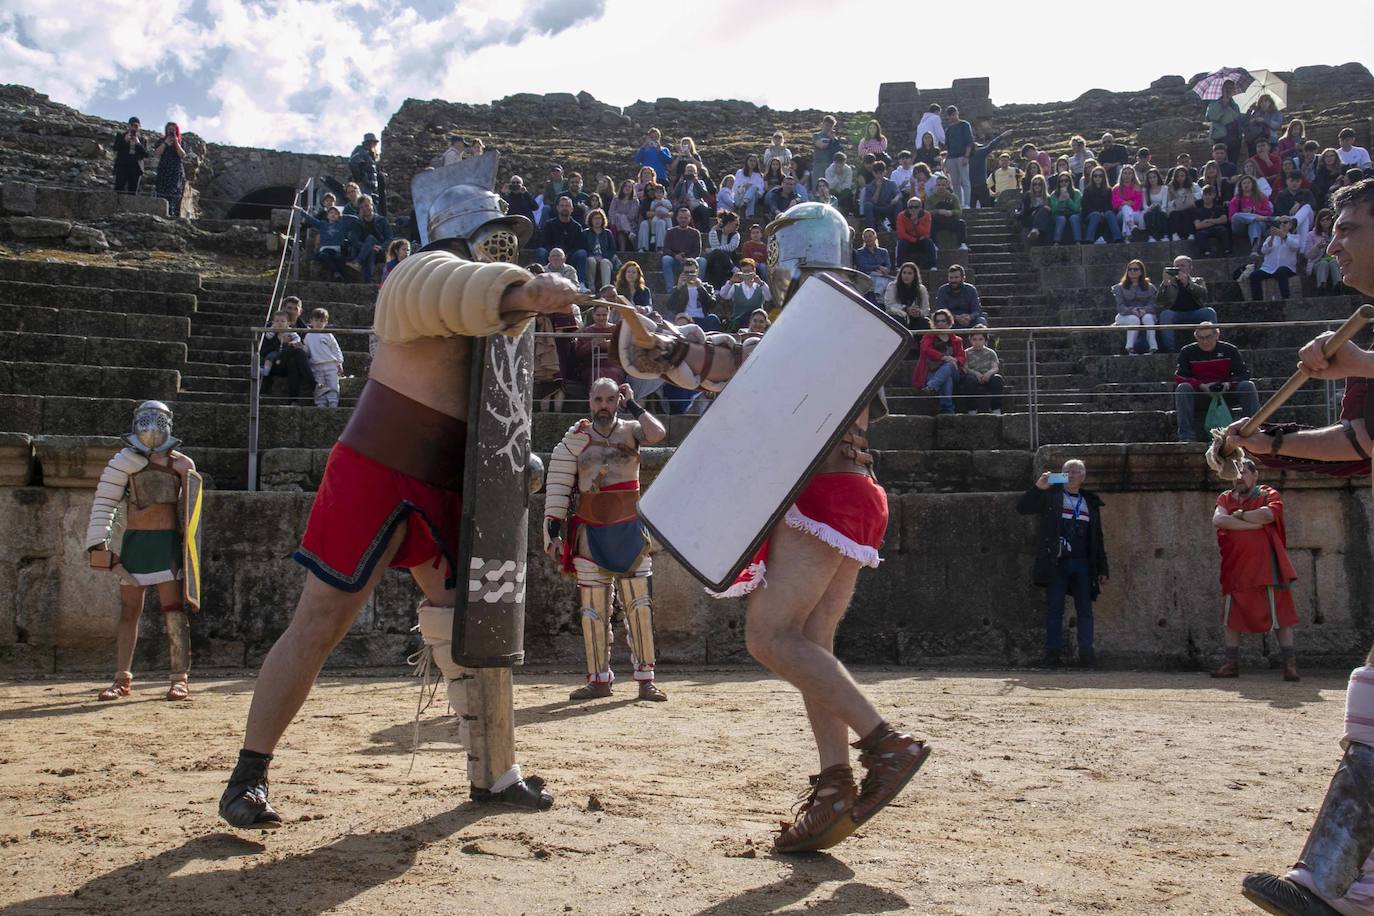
[1193,67,1254,101]
[1234,69,1288,112]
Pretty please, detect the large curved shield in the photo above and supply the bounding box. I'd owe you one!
[637,274,909,591]
[181,468,204,610]
[452,327,535,666]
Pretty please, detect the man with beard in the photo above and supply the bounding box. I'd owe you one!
[543,379,668,701]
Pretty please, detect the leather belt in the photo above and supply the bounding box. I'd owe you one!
[338,381,468,490]
[574,489,639,525]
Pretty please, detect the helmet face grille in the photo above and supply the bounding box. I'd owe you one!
[474,228,520,264]
[131,407,173,451]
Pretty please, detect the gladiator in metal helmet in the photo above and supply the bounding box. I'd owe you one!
[411,150,532,263]
[124,400,179,454]
[763,201,871,305]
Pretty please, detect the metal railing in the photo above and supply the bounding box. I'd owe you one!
[238,317,1354,489]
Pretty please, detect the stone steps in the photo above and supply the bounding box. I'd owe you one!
[0,360,180,400]
[0,258,199,293]
[0,330,186,369]
[0,303,190,340]
[0,279,198,316]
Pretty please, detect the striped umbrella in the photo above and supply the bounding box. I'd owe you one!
[1192,67,1254,101]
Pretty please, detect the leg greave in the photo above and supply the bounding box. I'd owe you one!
[1295,740,1374,900]
[578,586,612,680]
[619,576,657,679]
[162,606,190,678]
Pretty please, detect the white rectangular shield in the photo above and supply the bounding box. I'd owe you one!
[638,273,910,591]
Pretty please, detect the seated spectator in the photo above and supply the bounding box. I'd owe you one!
[1191,185,1233,258]
[465,138,486,160]
[1275,118,1306,161]
[1156,256,1217,351]
[739,224,769,281]
[638,184,673,252]
[1113,166,1145,239]
[1047,173,1082,245]
[667,259,719,323]
[764,174,804,219]
[1098,132,1130,183]
[1081,167,1122,243]
[341,181,362,215]
[614,260,653,309]
[1337,128,1373,172]
[259,309,312,400]
[564,172,592,223]
[1200,161,1232,205]
[762,132,793,174]
[1068,135,1093,180]
[533,300,580,413]
[762,157,786,191]
[910,163,936,200]
[1021,143,1052,180]
[1296,141,1322,187]
[1278,156,1309,192]
[1240,159,1273,199]
[544,248,582,288]
[859,120,889,166]
[743,308,771,337]
[1111,259,1158,355]
[1175,152,1199,184]
[1018,174,1053,243]
[312,192,339,221]
[811,178,837,208]
[582,209,617,291]
[958,330,1005,414]
[890,150,916,197]
[1021,160,1044,194]
[672,163,713,230]
[1250,215,1301,300]
[296,204,347,280]
[925,174,969,251]
[825,153,855,213]
[915,103,946,150]
[609,179,641,253]
[862,160,900,230]
[1165,166,1201,242]
[1228,175,1274,252]
[661,207,705,291]
[635,128,673,183]
[884,261,931,333]
[704,210,741,287]
[936,265,984,329]
[1248,138,1283,188]
[1245,94,1283,155]
[1208,143,1240,198]
[734,154,766,218]
[633,165,658,199]
[342,195,392,283]
[1135,167,1170,241]
[1075,159,1099,193]
[593,175,616,208]
[896,197,937,269]
[989,153,1023,197]
[1052,156,1073,185]
[541,165,567,210]
[1305,208,1341,294]
[1272,172,1317,238]
[715,174,736,214]
[915,131,942,170]
[1174,323,1260,442]
[382,238,409,279]
[502,176,539,224]
[719,259,771,329]
[573,304,625,390]
[854,228,894,301]
[537,197,589,283]
[1132,148,1158,183]
[912,309,965,415]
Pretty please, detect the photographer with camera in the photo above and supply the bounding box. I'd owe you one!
[1156,256,1217,351]
[1173,322,1260,442]
[1016,460,1109,668]
[1248,214,1302,300]
[112,117,147,195]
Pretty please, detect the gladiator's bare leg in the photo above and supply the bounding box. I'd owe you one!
[744,522,882,738]
[242,525,403,754]
[799,559,863,770]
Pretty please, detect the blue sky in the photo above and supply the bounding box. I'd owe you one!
[2,0,1372,156]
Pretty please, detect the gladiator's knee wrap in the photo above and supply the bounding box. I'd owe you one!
[1294,740,1374,900]
[618,576,656,680]
[578,585,612,681]
[416,602,472,746]
[162,606,190,677]
[1345,667,1374,748]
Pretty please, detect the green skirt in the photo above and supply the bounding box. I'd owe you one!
[119,529,180,585]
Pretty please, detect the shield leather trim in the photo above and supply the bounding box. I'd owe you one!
[181,468,204,610]
[637,273,910,591]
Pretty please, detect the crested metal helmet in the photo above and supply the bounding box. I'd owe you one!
[125,400,178,454]
[764,201,871,305]
[423,184,532,262]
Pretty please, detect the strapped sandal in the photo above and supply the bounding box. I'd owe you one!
[98,673,132,701]
[165,678,189,701]
[773,764,859,854]
[852,726,931,825]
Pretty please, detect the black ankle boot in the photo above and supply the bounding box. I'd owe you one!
[219,751,283,829]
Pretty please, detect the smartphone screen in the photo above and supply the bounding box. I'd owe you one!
[1048,473,1069,484]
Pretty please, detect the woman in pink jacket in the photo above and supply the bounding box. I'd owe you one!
[1112,166,1144,239]
[1228,175,1274,251]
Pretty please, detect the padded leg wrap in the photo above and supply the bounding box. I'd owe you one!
[1346,667,1374,748]
[163,609,191,678]
[578,586,612,681]
[416,602,471,747]
[1295,740,1374,900]
[619,576,656,680]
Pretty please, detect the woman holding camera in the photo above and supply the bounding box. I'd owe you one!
[153,121,186,218]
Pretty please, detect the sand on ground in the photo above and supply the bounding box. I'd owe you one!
[0,667,1350,915]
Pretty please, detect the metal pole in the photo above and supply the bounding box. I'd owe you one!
[247,333,261,492]
[1026,332,1039,452]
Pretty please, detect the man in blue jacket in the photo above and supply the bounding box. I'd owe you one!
[634,129,673,184]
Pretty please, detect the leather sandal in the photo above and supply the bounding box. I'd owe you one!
[569,681,613,701]
[774,765,859,854]
[852,726,931,825]
[637,681,668,702]
[1211,659,1240,678]
[165,678,189,701]
[98,673,132,701]
[1283,658,1301,682]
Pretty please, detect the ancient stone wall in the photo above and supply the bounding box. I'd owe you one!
[874,78,995,143]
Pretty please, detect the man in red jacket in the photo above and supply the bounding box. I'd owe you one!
[1174,322,1261,441]
[895,197,936,269]
[1210,459,1300,680]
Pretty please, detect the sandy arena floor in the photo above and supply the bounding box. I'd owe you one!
[0,667,1353,915]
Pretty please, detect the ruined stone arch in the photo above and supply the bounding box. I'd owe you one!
[197,148,346,219]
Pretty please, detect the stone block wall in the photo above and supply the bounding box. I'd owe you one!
[875,78,995,144]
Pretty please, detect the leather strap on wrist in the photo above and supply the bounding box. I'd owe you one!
[1269,430,1285,456]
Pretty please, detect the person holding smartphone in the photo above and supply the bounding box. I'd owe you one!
[1016,460,1109,667]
